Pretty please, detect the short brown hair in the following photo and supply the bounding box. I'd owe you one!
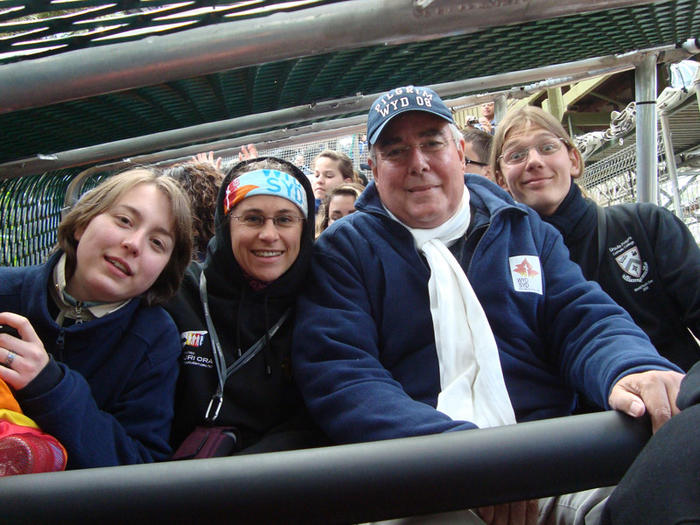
[461,127,493,164]
[57,167,193,305]
[313,149,356,183]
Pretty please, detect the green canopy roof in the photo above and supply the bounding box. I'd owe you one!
[1,0,698,169]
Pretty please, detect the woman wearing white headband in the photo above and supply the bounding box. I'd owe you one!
[165,157,326,458]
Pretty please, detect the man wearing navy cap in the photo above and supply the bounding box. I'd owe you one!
[292,86,683,523]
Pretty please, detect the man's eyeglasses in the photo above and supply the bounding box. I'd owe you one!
[498,137,568,166]
[465,158,487,167]
[230,214,305,229]
[379,138,450,163]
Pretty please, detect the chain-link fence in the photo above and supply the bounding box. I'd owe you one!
[0,133,372,267]
[216,133,372,183]
[4,125,700,267]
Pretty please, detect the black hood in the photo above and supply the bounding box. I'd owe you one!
[202,156,315,301]
[166,157,318,444]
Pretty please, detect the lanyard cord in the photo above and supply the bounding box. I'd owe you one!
[199,272,290,422]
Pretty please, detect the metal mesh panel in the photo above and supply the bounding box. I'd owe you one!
[0,172,74,266]
[582,137,700,241]
[216,133,372,181]
[0,132,370,266]
[5,121,699,268]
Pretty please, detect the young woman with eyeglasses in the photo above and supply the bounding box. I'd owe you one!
[490,105,700,381]
[165,157,326,458]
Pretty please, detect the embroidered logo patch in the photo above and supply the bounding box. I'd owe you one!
[181,330,208,348]
[608,236,649,284]
[180,331,214,369]
[614,246,648,281]
[509,256,543,294]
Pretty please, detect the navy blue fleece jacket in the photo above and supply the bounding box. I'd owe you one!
[1,252,180,469]
[292,175,680,444]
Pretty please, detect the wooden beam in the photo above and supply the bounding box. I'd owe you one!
[544,87,565,120]
[563,75,612,107]
[566,111,613,127]
[511,91,543,111]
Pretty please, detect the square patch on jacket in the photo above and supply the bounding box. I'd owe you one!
[508,256,542,294]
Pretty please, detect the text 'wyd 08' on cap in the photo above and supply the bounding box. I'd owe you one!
[367,86,454,145]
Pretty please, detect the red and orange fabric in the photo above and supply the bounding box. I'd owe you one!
[0,379,68,476]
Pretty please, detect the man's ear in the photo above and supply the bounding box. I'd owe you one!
[368,157,379,182]
[456,137,466,166]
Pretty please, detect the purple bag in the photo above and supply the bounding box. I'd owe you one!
[172,426,238,460]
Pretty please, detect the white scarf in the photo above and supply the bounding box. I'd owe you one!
[387,187,516,428]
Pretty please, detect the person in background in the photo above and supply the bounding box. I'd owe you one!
[164,160,224,262]
[238,144,259,163]
[358,133,368,158]
[490,105,700,375]
[476,101,496,135]
[166,157,325,458]
[311,149,356,212]
[461,127,493,180]
[293,153,313,177]
[315,182,365,237]
[466,115,480,128]
[0,167,193,469]
[292,85,683,524]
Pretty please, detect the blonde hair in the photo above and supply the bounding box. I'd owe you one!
[57,167,193,305]
[490,106,584,187]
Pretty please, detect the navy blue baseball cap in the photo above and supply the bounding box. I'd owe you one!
[367,85,454,145]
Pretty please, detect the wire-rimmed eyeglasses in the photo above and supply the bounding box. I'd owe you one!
[230,214,305,229]
[498,137,568,166]
[465,158,487,167]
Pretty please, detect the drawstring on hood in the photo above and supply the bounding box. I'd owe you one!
[263,294,272,376]
[202,157,315,377]
[235,286,245,359]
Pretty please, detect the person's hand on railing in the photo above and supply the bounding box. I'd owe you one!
[191,151,223,170]
[477,499,538,525]
[238,144,258,162]
[609,369,684,433]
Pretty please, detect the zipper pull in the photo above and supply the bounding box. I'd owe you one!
[74,301,84,324]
